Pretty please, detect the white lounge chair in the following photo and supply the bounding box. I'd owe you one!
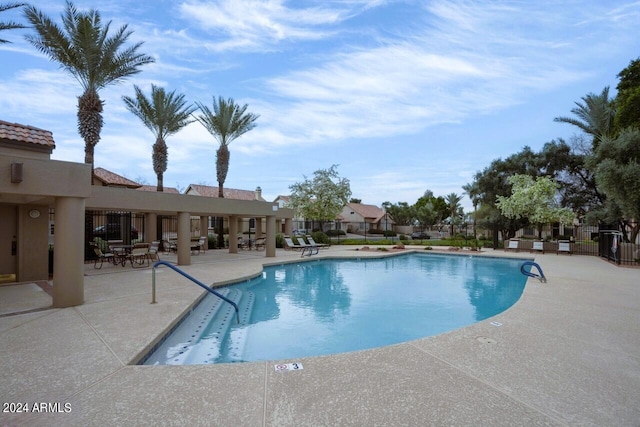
[505,239,519,252]
[531,241,544,254]
[557,240,572,255]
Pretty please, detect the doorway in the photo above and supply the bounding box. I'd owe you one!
[0,204,17,283]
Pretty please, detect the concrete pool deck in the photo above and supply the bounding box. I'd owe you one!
[1,246,639,426]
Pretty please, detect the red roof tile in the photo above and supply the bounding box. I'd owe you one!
[93,167,141,188]
[0,120,55,149]
[137,185,180,194]
[186,184,264,201]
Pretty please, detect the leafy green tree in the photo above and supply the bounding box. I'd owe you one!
[0,2,25,43]
[496,175,574,238]
[289,165,351,231]
[24,1,154,176]
[415,202,437,232]
[385,202,415,226]
[615,58,640,131]
[123,84,196,192]
[349,198,362,204]
[414,190,447,223]
[468,147,539,245]
[554,87,615,148]
[587,128,640,242]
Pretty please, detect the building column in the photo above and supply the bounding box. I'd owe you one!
[53,196,85,307]
[228,215,238,253]
[266,215,276,257]
[255,217,263,237]
[284,218,293,236]
[145,212,157,242]
[177,211,191,265]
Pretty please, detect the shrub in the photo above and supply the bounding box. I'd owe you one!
[208,235,217,249]
[383,230,397,237]
[276,233,285,248]
[326,229,346,236]
[399,234,407,240]
[311,231,330,245]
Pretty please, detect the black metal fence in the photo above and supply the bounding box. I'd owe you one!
[85,211,145,260]
[512,225,639,266]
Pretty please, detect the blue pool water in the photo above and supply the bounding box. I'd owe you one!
[143,253,528,365]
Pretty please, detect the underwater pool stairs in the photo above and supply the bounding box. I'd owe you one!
[142,287,255,365]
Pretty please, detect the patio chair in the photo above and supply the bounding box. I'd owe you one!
[128,243,150,268]
[162,240,177,254]
[91,243,116,269]
[254,236,266,251]
[306,235,330,249]
[148,241,161,261]
[198,236,207,253]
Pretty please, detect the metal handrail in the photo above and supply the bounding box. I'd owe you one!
[151,260,239,323]
[520,261,547,283]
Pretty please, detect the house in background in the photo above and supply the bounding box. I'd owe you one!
[339,202,394,234]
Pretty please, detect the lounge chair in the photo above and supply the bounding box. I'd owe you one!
[505,239,519,252]
[557,240,572,255]
[284,237,305,251]
[148,241,161,261]
[91,243,116,269]
[531,240,544,254]
[306,235,329,249]
[290,236,318,257]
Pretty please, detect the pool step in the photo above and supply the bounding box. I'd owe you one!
[144,287,253,365]
[223,290,255,362]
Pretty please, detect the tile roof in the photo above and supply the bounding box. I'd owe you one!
[348,203,386,220]
[187,184,265,201]
[93,167,141,188]
[0,120,55,150]
[136,185,180,194]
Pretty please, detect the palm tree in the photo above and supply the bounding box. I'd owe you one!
[24,1,154,177]
[462,182,479,239]
[195,96,259,197]
[445,192,462,237]
[123,84,195,192]
[195,96,259,247]
[0,2,26,43]
[554,87,615,148]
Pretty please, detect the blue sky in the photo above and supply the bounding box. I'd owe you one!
[1,0,639,210]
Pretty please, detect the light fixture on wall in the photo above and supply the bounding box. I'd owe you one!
[11,162,23,183]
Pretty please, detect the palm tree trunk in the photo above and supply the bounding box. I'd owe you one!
[216,144,229,197]
[78,88,104,179]
[153,137,168,192]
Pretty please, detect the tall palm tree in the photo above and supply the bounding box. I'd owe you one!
[554,87,615,148]
[462,182,479,239]
[195,96,259,197]
[123,84,195,192]
[195,96,259,247]
[24,1,154,177]
[445,192,462,237]
[0,2,26,43]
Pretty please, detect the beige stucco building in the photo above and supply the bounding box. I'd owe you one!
[0,120,293,308]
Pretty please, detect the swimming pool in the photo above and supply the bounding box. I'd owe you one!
[142,253,528,365]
